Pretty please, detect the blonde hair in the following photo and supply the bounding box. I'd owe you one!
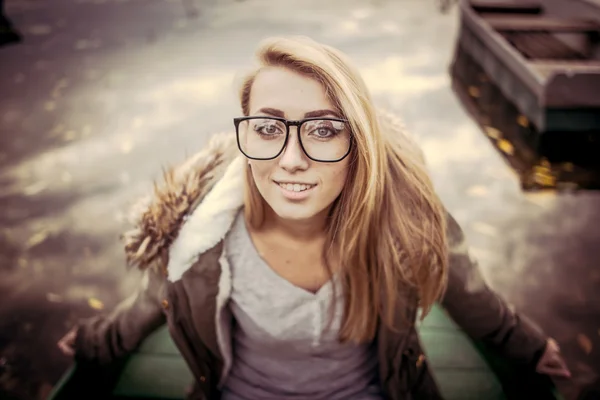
[239,36,448,343]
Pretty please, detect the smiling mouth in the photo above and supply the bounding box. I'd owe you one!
[275,182,317,192]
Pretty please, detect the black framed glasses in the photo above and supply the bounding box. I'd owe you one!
[233,116,352,163]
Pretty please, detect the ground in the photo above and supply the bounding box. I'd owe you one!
[0,0,599,399]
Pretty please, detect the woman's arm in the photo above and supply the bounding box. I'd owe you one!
[439,211,548,366]
[66,266,167,365]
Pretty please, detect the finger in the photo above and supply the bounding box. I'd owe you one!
[538,364,571,378]
[548,338,561,351]
[540,356,569,371]
[58,341,75,356]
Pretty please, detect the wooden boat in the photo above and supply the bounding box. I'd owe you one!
[450,0,600,190]
[47,304,561,400]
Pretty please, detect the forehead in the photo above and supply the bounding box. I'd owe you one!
[249,67,335,117]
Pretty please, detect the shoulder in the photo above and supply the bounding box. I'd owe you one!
[121,132,239,271]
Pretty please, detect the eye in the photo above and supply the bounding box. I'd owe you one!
[254,121,283,135]
[305,120,345,139]
[315,127,334,138]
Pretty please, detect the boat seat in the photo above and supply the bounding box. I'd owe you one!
[47,304,560,400]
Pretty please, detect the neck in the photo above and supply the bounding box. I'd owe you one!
[261,205,330,242]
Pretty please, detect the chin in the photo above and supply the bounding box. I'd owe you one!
[269,201,321,221]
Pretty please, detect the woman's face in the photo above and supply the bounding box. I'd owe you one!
[245,67,350,222]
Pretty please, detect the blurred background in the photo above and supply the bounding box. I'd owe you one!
[0,0,599,399]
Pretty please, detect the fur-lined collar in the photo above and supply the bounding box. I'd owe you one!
[122,109,422,282]
[122,132,243,282]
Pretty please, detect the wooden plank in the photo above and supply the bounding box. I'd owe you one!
[113,354,193,399]
[530,60,600,79]
[483,16,600,32]
[471,0,543,14]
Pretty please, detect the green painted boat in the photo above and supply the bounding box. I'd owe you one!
[47,304,561,400]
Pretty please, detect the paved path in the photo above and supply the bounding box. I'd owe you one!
[0,0,599,398]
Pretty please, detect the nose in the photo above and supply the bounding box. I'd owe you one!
[278,127,309,171]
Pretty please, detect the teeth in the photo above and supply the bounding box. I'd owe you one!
[278,183,313,192]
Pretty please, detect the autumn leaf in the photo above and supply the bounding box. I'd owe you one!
[466,185,488,197]
[471,222,498,236]
[497,139,514,155]
[24,181,47,196]
[577,333,593,354]
[47,293,63,303]
[88,298,104,310]
[26,230,49,248]
[517,115,529,128]
[562,163,574,172]
[532,165,556,187]
[44,101,56,112]
[484,126,502,139]
[120,139,134,154]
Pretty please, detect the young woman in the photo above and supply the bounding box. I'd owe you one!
[59,36,569,399]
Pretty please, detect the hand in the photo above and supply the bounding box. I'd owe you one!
[536,338,571,379]
[57,327,78,357]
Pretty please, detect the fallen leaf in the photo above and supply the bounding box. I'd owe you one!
[533,166,556,187]
[131,117,144,129]
[466,185,488,197]
[88,298,104,310]
[497,139,514,155]
[23,181,47,196]
[484,126,502,139]
[47,293,63,303]
[61,171,72,183]
[577,334,593,354]
[468,86,480,98]
[29,25,52,35]
[120,139,133,154]
[26,230,49,248]
[44,101,56,112]
[562,162,574,172]
[63,130,77,141]
[471,222,498,236]
[75,39,99,50]
[85,69,100,80]
[517,115,529,128]
[51,78,69,99]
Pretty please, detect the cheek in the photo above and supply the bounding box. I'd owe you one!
[323,165,349,196]
[249,162,273,189]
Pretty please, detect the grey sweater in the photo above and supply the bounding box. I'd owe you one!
[221,210,384,400]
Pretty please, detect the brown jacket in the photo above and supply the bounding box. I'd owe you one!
[74,111,548,400]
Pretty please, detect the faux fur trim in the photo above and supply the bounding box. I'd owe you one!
[167,156,244,281]
[122,132,240,278]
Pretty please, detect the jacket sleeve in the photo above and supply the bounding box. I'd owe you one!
[440,211,548,366]
[73,265,167,365]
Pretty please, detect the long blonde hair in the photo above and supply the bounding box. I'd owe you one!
[239,36,448,343]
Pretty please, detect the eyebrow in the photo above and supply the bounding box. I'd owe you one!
[257,107,344,119]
